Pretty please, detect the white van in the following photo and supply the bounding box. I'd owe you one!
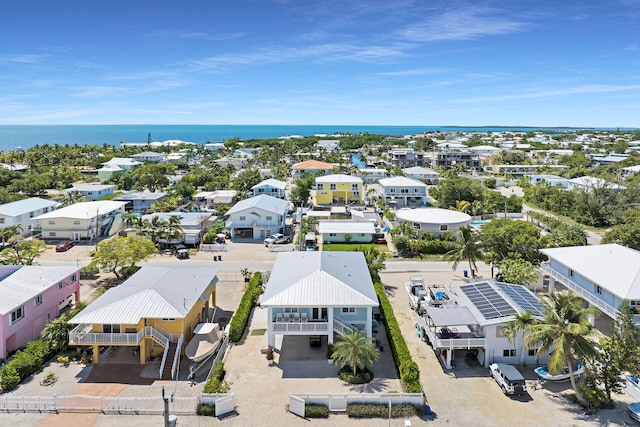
[489,363,527,395]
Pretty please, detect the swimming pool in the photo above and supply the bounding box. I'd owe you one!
[470,220,489,229]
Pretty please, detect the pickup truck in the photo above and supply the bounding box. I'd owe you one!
[263,233,291,246]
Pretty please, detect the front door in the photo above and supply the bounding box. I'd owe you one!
[312,308,328,321]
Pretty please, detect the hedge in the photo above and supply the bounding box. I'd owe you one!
[0,339,55,392]
[347,403,423,418]
[203,361,230,393]
[305,404,329,418]
[338,366,373,384]
[229,272,263,342]
[374,281,422,393]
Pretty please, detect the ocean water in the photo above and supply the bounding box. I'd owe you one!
[0,124,613,152]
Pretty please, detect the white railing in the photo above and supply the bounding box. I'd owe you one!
[153,323,180,342]
[145,326,169,346]
[333,315,356,336]
[540,264,617,319]
[69,325,144,346]
[159,341,170,379]
[415,317,485,350]
[272,322,329,332]
[171,335,184,379]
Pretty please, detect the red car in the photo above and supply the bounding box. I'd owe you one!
[55,240,75,252]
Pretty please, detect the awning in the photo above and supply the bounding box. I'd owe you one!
[423,307,478,327]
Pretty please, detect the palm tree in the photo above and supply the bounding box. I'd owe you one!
[444,226,482,277]
[61,190,86,207]
[501,320,519,364]
[451,200,471,214]
[122,212,138,228]
[524,290,600,405]
[143,216,167,245]
[501,311,538,364]
[40,316,74,353]
[331,330,380,375]
[391,221,417,239]
[163,215,184,247]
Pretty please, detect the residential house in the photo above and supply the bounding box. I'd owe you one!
[567,176,625,192]
[486,164,569,177]
[68,265,219,378]
[525,174,569,188]
[166,152,190,164]
[260,252,378,349]
[113,192,168,212]
[97,157,142,182]
[0,265,80,360]
[388,148,425,168]
[356,168,389,184]
[316,140,340,152]
[466,145,502,156]
[213,157,248,170]
[0,197,60,236]
[591,153,630,166]
[64,184,115,201]
[318,220,375,244]
[402,166,440,185]
[132,151,166,163]
[415,280,549,369]
[224,195,289,239]
[378,176,429,208]
[193,190,238,211]
[141,212,213,245]
[251,178,287,199]
[622,165,640,179]
[291,160,334,178]
[431,151,481,172]
[313,174,363,206]
[33,201,127,241]
[540,244,640,322]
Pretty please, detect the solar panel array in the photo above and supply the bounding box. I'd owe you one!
[497,283,545,316]
[459,282,517,320]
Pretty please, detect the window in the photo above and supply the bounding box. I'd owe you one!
[503,349,516,357]
[266,216,272,220]
[330,184,336,190]
[439,224,448,231]
[69,274,77,282]
[58,282,64,289]
[317,183,324,190]
[0,218,4,224]
[161,318,175,322]
[341,307,356,314]
[11,306,24,324]
[595,285,603,295]
[284,307,298,313]
[73,220,80,225]
[569,269,574,277]
[528,349,537,357]
[352,191,359,196]
[34,294,43,306]
[351,184,359,190]
[48,220,55,225]
[390,188,395,193]
[239,216,246,221]
[102,324,121,333]
[49,232,57,237]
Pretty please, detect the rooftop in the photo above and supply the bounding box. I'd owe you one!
[34,201,127,220]
[0,197,59,217]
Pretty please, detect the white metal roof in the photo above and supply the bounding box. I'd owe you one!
[379,176,427,188]
[318,221,375,234]
[0,266,79,314]
[260,252,378,307]
[33,201,127,220]
[402,166,439,175]
[316,174,363,184]
[67,184,115,192]
[102,157,142,167]
[226,194,289,216]
[396,208,470,225]
[542,244,640,300]
[252,178,286,190]
[69,265,219,325]
[0,197,60,217]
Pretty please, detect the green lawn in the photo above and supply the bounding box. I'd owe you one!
[322,243,389,252]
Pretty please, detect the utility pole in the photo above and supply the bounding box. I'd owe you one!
[162,386,169,427]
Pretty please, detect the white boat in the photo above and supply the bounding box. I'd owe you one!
[534,362,584,381]
[185,323,223,362]
[406,275,427,310]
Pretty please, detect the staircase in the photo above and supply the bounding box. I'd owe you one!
[161,342,178,380]
[333,315,357,337]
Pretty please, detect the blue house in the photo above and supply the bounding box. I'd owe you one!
[260,252,378,349]
[541,244,640,322]
[251,178,287,199]
[113,191,168,212]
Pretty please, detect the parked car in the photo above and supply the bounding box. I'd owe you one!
[628,402,640,422]
[264,233,290,246]
[172,244,189,259]
[489,363,527,396]
[373,234,386,244]
[55,240,75,252]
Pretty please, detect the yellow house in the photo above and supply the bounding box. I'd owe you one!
[68,265,218,379]
[313,174,364,206]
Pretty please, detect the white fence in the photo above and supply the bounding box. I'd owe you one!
[199,243,228,252]
[288,392,424,413]
[268,243,294,252]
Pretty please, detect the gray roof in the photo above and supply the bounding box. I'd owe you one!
[0,197,60,217]
[141,212,212,227]
[423,307,477,327]
[114,192,168,202]
[226,194,289,216]
[68,184,115,192]
[0,266,79,314]
[260,252,378,307]
[69,265,219,325]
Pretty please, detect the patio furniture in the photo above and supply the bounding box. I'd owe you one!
[301,313,308,322]
[276,313,283,322]
[293,313,300,322]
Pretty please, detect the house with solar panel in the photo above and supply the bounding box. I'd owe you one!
[415,280,549,369]
[67,265,218,379]
[260,252,378,351]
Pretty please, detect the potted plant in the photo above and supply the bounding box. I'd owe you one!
[240,267,252,283]
[327,344,334,365]
[266,348,275,365]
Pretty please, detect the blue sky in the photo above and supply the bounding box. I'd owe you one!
[2,0,640,127]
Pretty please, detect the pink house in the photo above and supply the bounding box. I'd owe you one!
[0,265,80,361]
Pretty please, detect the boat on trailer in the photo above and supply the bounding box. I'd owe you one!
[185,323,223,362]
[406,275,427,310]
[534,362,584,381]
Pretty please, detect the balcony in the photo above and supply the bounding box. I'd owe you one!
[69,324,172,346]
[540,263,617,319]
[272,321,329,333]
[415,317,486,350]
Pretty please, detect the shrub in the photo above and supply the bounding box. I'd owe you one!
[338,366,373,384]
[196,403,215,416]
[305,404,329,418]
[0,365,20,391]
[229,272,263,342]
[203,361,231,394]
[374,281,422,393]
[347,403,423,418]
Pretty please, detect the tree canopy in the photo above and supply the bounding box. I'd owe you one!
[88,236,157,279]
